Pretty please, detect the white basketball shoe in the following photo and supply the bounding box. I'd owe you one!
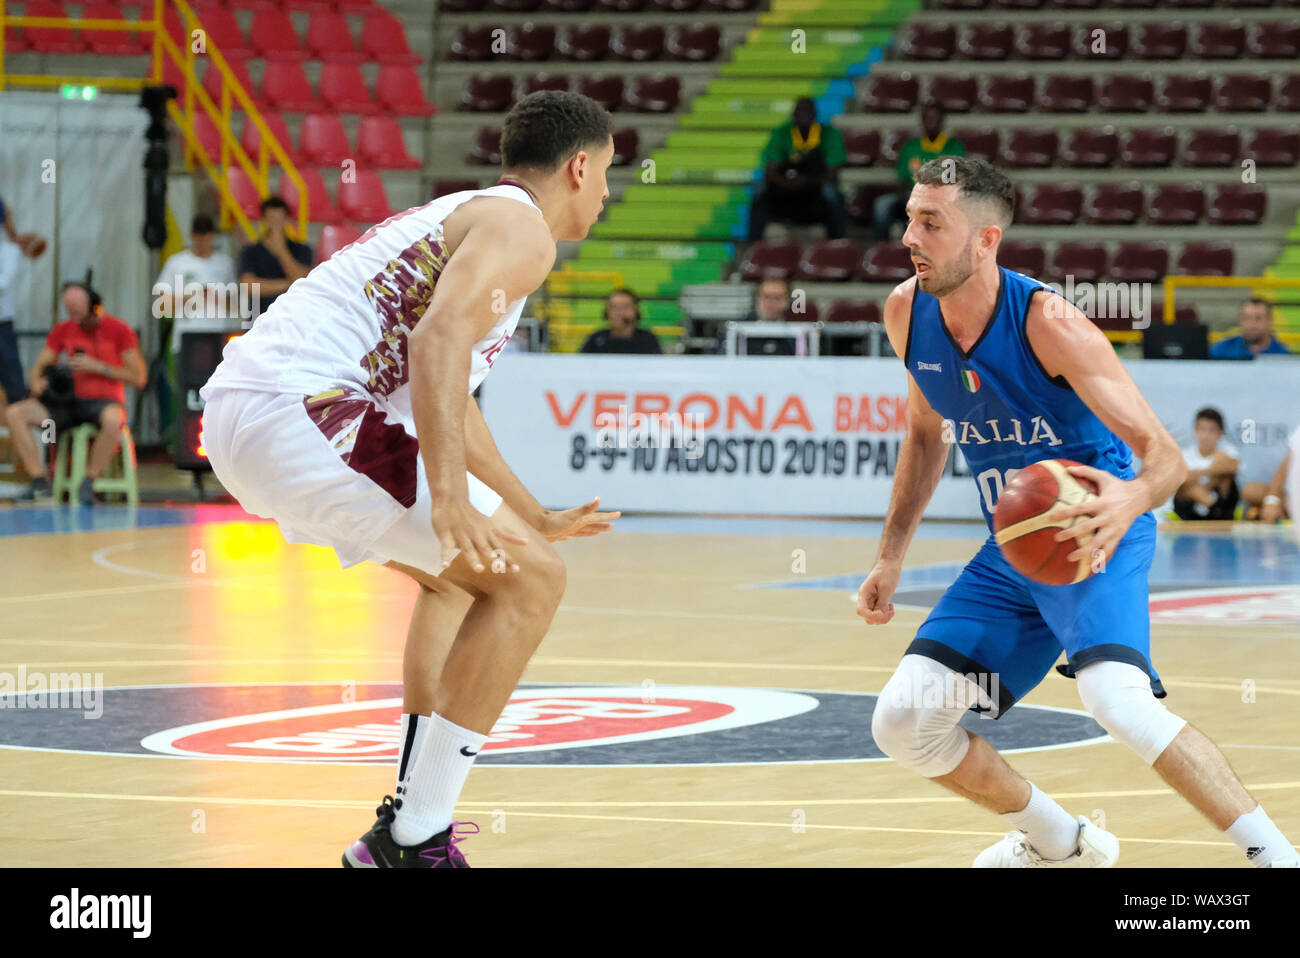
[973,815,1119,868]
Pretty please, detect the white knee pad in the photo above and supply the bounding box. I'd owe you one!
[1076,660,1187,765]
[872,654,974,778]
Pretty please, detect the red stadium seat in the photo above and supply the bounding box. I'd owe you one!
[1021,185,1082,225]
[468,127,503,165]
[1277,76,1300,112]
[898,24,956,61]
[1109,243,1167,282]
[376,66,436,116]
[858,243,915,282]
[299,113,351,166]
[740,241,801,282]
[861,74,919,113]
[878,129,913,165]
[1223,0,1272,7]
[842,129,880,167]
[1016,24,1071,60]
[1049,0,1101,8]
[998,242,1045,277]
[250,6,307,61]
[1246,128,1300,167]
[624,76,680,112]
[338,170,393,224]
[1097,75,1154,112]
[224,168,265,221]
[1176,243,1234,276]
[594,0,645,8]
[320,62,379,114]
[577,75,625,112]
[259,61,316,113]
[979,75,1035,112]
[557,25,611,61]
[1207,185,1266,224]
[1164,0,1213,7]
[1212,75,1272,112]
[993,0,1045,8]
[1084,184,1144,224]
[1073,23,1128,60]
[612,25,665,61]
[449,26,497,61]
[1049,242,1108,283]
[649,0,701,11]
[611,127,640,165]
[797,240,865,282]
[1061,129,1118,167]
[1037,75,1093,112]
[1183,129,1241,167]
[542,0,594,9]
[23,1,86,54]
[703,0,759,8]
[432,179,482,199]
[519,73,571,97]
[306,9,363,64]
[1132,23,1187,60]
[846,184,892,224]
[507,23,556,62]
[195,3,253,60]
[360,11,421,65]
[959,25,1014,61]
[1190,23,1246,60]
[240,113,300,166]
[82,2,150,56]
[1246,22,1300,59]
[461,74,516,112]
[1147,184,1206,225]
[279,168,343,224]
[936,0,987,8]
[1119,128,1177,167]
[1000,129,1058,167]
[666,24,721,61]
[824,301,882,324]
[317,224,364,262]
[951,128,1000,163]
[491,0,542,9]
[926,75,978,113]
[1156,75,1212,113]
[188,111,225,159]
[1149,302,1200,326]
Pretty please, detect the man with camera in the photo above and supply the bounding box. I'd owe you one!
[4,282,146,504]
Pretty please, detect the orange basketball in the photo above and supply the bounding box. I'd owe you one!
[993,459,1101,585]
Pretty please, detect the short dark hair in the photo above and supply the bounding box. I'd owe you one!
[913,155,1015,227]
[501,91,614,172]
[192,213,216,235]
[259,196,290,216]
[605,288,641,322]
[921,101,945,119]
[1195,407,1225,430]
[1242,297,1271,312]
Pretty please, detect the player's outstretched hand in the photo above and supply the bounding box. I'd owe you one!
[537,497,621,542]
[1049,463,1144,566]
[856,561,900,625]
[433,499,528,574]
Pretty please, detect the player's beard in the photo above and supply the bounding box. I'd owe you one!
[917,238,976,298]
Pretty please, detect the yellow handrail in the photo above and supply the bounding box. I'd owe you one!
[0,0,310,241]
[1162,275,1300,325]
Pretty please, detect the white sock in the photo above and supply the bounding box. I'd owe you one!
[1002,783,1080,861]
[393,713,429,808]
[389,712,486,847]
[1226,804,1297,867]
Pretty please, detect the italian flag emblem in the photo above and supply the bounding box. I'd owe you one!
[961,369,981,393]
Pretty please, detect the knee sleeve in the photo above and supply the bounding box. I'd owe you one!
[1076,660,1187,765]
[871,654,973,778]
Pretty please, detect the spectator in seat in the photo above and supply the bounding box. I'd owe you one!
[1172,407,1240,520]
[5,282,147,504]
[1210,298,1291,360]
[717,277,798,356]
[580,288,662,354]
[238,196,313,317]
[1242,455,1289,523]
[875,103,965,243]
[748,98,847,242]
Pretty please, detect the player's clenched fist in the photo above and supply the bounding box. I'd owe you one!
[856,561,901,625]
[433,499,527,574]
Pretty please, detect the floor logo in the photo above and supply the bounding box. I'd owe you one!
[1147,586,1300,626]
[0,682,1107,767]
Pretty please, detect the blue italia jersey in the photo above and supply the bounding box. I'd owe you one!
[905,268,1136,529]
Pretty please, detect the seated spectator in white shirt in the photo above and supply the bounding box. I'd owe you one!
[153,213,239,354]
[1173,407,1240,520]
[1242,454,1289,523]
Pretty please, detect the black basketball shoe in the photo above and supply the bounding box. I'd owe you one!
[341,795,478,868]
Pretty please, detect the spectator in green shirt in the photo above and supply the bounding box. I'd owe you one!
[874,103,965,242]
[747,98,847,242]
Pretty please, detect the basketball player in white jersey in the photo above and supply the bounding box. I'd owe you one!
[200,92,621,867]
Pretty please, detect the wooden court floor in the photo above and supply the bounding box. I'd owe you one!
[1,509,1297,867]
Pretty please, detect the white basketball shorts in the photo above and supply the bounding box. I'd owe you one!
[200,385,503,573]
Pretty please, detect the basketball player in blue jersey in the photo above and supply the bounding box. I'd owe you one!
[857,156,1297,867]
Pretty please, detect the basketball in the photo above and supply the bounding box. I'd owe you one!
[993,459,1101,586]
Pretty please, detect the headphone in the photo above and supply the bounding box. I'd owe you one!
[605,288,642,324]
[61,280,103,316]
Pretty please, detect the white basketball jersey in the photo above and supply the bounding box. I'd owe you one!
[200,183,542,419]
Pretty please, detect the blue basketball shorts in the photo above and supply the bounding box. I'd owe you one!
[906,511,1162,718]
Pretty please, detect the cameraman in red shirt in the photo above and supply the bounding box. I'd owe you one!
[5,282,146,504]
